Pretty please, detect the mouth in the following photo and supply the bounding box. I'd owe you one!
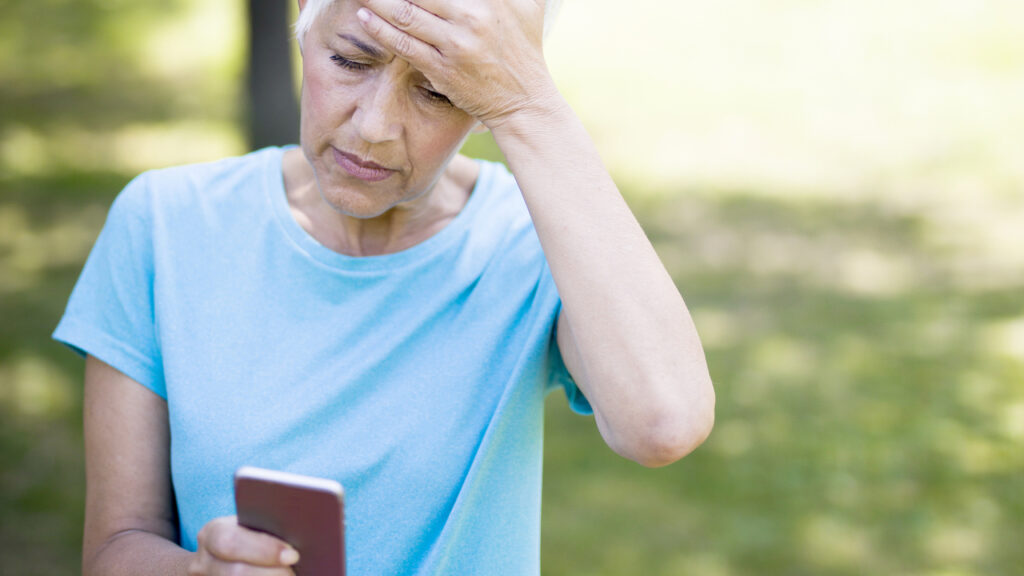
[332,147,396,182]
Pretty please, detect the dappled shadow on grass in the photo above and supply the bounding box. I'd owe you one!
[0,170,128,574]
[2,171,1021,575]
[0,0,224,133]
[542,190,1024,576]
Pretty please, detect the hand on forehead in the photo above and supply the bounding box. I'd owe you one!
[349,0,552,126]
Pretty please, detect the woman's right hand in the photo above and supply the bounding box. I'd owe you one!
[187,516,300,575]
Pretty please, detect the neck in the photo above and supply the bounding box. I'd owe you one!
[283,149,476,257]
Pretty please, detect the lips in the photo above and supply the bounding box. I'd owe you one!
[332,148,396,182]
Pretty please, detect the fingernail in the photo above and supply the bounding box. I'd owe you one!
[356,8,371,22]
[280,548,300,565]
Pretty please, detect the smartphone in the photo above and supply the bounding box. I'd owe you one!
[234,466,345,576]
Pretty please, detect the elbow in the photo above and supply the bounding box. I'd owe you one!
[617,383,716,468]
[635,408,715,468]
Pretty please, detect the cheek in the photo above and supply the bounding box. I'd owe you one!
[301,84,326,126]
[301,64,347,138]
[410,118,474,163]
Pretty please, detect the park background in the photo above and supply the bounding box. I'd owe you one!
[2,0,1022,574]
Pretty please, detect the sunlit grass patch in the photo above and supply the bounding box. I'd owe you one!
[3,0,1024,574]
[547,0,1024,201]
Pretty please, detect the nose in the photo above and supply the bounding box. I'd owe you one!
[353,76,404,144]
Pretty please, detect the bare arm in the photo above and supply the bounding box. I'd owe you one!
[83,356,299,575]
[495,100,712,463]
[491,98,715,467]
[356,0,715,467]
[83,355,193,575]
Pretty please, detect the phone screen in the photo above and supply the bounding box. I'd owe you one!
[234,466,345,576]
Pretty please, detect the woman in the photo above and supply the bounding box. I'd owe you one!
[56,0,715,574]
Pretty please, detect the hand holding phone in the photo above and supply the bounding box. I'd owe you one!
[234,466,346,576]
[189,515,300,574]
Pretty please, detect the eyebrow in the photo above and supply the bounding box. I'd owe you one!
[337,33,385,60]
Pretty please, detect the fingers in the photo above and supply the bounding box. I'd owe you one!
[355,1,445,64]
[196,516,299,568]
[356,0,448,37]
[188,562,296,576]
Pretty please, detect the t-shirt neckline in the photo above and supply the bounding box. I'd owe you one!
[263,146,491,272]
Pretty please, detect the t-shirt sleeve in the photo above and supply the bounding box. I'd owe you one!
[52,173,166,398]
[548,310,592,415]
[541,269,592,415]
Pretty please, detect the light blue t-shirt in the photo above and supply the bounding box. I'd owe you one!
[54,146,591,575]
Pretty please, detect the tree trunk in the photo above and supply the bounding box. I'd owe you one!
[247,0,300,149]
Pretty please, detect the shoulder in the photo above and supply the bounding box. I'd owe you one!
[473,158,519,197]
[461,159,549,272]
[470,159,530,228]
[111,147,283,222]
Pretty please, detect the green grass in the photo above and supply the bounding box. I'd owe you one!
[541,188,1024,575]
[3,170,1021,575]
[0,171,121,575]
[3,0,1024,574]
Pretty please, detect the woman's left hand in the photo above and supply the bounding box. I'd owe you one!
[354,0,557,129]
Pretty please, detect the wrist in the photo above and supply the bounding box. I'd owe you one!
[482,78,570,138]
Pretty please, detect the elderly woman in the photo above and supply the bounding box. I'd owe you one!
[55,0,714,574]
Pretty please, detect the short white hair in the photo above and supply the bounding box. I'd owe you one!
[294,0,564,50]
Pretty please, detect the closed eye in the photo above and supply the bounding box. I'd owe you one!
[330,54,369,71]
[423,88,452,106]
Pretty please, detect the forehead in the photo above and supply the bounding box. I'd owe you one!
[315,0,358,33]
[315,1,386,52]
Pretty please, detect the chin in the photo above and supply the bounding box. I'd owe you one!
[318,183,403,219]
[322,194,390,219]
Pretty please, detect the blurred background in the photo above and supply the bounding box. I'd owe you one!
[1,0,1022,574]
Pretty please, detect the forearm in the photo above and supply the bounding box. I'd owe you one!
[349,0,713,464]
[489,89,715,466]
[84,530,193,576]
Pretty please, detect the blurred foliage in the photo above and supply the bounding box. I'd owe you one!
[2,0,201,130]
[542,187,1024,575]
[2,0,1023,575]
